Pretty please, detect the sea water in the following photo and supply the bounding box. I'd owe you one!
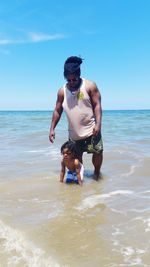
[0,110,150,267]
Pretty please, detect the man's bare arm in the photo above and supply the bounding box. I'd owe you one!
[87,80,102,135]
[49,87,64,143]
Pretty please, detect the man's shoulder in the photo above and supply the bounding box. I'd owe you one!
[84,79,97,92]
[58,86,64,96]
[56,86,64,103]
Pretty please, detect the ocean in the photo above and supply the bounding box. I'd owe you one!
[0,110,150,267]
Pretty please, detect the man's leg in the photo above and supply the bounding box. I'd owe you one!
[92,152,103,179]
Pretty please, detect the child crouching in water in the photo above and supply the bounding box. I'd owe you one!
[60,141,84,186]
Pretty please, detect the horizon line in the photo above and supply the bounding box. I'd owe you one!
[0,109,150,112]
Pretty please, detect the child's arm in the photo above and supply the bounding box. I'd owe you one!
[60,160,65,183]
[75,159,83,186]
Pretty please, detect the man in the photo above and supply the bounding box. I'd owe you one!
[49,56,103,179]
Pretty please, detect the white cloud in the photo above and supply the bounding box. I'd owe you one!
[0,32,66,45]
[28,32,65,42]
[0,38,25,45]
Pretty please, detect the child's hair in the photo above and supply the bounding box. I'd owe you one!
[61,141,79,158]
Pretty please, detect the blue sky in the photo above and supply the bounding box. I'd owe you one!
[0,0,150,110]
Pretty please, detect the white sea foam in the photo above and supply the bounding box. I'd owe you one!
[144,218,150,232]
[0,220,60,267]
[137,190,150,199]
[48,210,62,219]
[120,246,146,266]
[125,208,150,214]
[121,165,137,177]
[112,227,124,236]
[76,190,134,211]
[26,148,60,157]
[27,149,48,153]
[18,198,51,203]
[110,208,126,214]
[132,217,150,232]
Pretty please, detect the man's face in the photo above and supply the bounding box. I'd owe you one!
[66,74,80,90]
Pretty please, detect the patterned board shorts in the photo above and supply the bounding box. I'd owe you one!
[74,133,103,155]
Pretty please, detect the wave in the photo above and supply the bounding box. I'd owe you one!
[76,190,134,211]
[0,220,60,267]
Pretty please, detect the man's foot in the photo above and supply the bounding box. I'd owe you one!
[93,171,102,181]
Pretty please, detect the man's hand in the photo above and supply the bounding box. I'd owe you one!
[93,124,100,136]
[49,130,55,143]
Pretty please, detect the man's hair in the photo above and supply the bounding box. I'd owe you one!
[61,140,79,158]
[64,56,83,78]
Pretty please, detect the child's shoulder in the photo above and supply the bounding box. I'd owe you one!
[74,158,81,166]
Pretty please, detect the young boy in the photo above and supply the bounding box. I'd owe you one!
[60,141,84,186]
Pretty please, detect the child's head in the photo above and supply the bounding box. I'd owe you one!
[61,141,78,158]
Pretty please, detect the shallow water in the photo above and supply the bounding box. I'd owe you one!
[0,110,150,267]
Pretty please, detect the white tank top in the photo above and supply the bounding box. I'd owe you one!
[62,78,95,140]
